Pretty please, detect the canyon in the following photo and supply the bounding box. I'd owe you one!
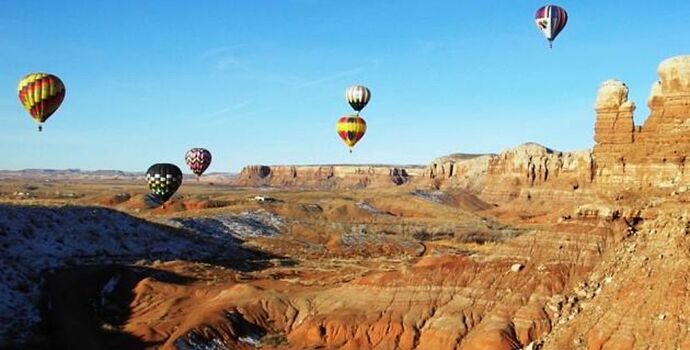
[3,56,690,350]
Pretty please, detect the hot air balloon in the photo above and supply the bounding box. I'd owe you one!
[18,73,66,132]
[145,163,183,204]
[185,148,212,179]
[534,5,568,48]
[345,85,371,114]
[336,114,366,153]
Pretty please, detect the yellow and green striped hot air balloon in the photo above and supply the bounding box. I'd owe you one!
[336,114,366,153]
[18,73,66,132]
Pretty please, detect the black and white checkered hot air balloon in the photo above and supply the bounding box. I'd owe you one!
[345,85,371,114]
[145,163,183,204]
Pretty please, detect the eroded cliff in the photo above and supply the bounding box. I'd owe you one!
[593,56,690,192]
[235,164,425,188]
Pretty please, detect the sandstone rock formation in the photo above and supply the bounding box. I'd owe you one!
[107,220,610,350]
[231,57,690,207]
[593,55,690,191]
[480,143,593,203]
[423,154,493,192]
[593,79,636,145]
[416,143,593,206]
[236,144,595,206]
[422,55,690,205]
[538,211,690,350]
[235,165,425,188]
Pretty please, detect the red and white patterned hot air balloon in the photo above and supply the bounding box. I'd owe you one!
[535,5,568,48]
[185,148,212,178]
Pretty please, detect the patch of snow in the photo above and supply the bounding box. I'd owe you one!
[172,210,285,240]
[411,190,450,204]
[355,201,390,215]
[238,335,261,346]
[175,335,230,350]
[0,204,250,346]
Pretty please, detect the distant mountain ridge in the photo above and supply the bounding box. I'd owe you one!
[0,169,237,181]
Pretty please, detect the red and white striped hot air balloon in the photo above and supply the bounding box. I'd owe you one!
[535,5,568,48]
[185,148,212,179]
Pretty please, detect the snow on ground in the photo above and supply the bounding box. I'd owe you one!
[0,203,264,346]
[171,209,285,240]
[411,189,450,204]
[173,311,266,350]
[355,201,393,216]
[175,334,230,350]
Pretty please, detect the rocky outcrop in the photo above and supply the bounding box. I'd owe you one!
[238,165,272,181]
[235,144,594,204]
[423,154,493,192]
[233,56,690,201]
[422,143,594,203]
[439,55,690,202]
[540,212,690,350]
[593,55,690,191]
[593,80,637,145]
[235,165,425,188]
[480,144,594,203]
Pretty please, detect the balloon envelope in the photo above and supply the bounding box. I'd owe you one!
[18,73,66,131]
[345,85,371,113]
[145,163,183,203]
[336,114,367,151]
[535,5,568,47]
[185,148,212,177]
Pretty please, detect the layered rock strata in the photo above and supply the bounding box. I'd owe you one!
[593,56,690,191]
[235,165,425,188]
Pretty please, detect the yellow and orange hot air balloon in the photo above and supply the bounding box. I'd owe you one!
[18,73,66,132]
[336,114,366,153]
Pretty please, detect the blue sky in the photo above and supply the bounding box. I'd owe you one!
[1,1,689,172]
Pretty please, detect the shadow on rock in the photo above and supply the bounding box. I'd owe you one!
[0,203,295,348]
[41,265,195,350]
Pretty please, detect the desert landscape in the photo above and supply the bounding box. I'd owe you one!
[3,56,690,349]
